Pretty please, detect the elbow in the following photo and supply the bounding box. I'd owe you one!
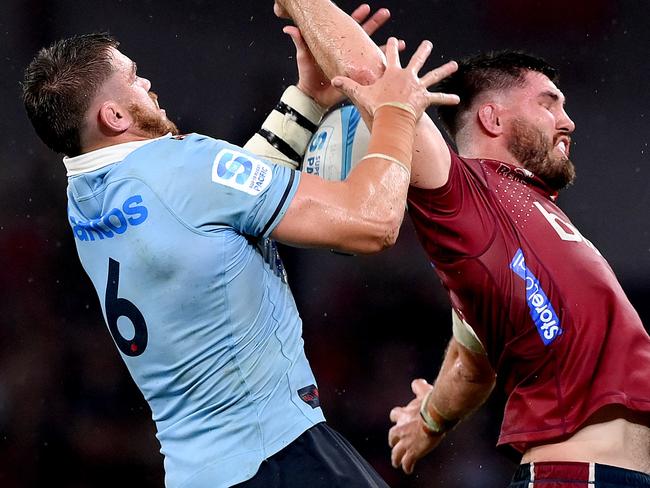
[338,174,407,254]
[465,369,497,388]
[450,338,496,387]
[378,213,403,249]
[358,229,398,254]
[352,210,403,254]
[454,359,496,387]
[343,61,384,87]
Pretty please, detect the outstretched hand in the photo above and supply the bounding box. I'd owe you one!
[285,4,397,108]
[388,379,444,475]
[331,38,460,124]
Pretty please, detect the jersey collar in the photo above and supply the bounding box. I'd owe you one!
[62,134,172,176]
[479,158,559,202]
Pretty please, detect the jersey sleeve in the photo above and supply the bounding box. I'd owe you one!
[129,134,301,238]
[407,146,495,260]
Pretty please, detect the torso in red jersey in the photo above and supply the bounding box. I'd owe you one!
[407,148,650,452]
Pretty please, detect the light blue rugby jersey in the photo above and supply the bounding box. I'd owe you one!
[64,133,325,487]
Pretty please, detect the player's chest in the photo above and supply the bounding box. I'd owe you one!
[488,185,608,287]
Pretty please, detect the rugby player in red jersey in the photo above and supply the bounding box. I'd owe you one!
[274,1,650,486]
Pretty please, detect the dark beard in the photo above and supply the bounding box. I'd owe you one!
[128,95,179,138]
[507,118,576,191]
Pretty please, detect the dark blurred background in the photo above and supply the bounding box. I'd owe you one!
[1,0,649,487]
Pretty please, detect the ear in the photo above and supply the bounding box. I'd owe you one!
[477,103,503,137]
[97,101,131,134]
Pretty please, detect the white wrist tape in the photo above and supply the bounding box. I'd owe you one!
[419,389,459,435]
[244,85,326,169]
[359,152,410,176]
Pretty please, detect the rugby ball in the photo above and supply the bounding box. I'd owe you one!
[302,105,370,180]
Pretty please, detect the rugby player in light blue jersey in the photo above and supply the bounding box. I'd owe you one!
[21,9,460,487]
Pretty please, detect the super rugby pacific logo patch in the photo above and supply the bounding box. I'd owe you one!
[510,249,563,345]
[211,149,272,195]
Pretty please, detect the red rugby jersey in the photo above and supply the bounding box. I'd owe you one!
[407,148,650,452]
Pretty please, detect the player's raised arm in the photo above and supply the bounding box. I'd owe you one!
[271,38,459,254]
[245,4,395,169]
[275,0,455,189]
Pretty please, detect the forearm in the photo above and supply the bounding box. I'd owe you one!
[277,0,385,84]
[272,104,415,254]
[338,103,415,250]
[277,0,454,188]
[244,85,326,169]
[288,166,409,254]
[422,338,496,431]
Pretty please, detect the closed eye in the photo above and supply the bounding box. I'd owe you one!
[538,90,565,110]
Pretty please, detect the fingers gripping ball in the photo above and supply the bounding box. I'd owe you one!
[302,105,370,181]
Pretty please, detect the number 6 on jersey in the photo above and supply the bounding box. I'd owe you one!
[105,258,148,356]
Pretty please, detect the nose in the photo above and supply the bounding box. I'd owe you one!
[558,108,575,134]
[139,76,151,92]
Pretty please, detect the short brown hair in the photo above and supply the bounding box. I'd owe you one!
[22,33,119,156]
[436,50,559,139]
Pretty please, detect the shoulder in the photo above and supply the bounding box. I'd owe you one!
[114,134,247,188]
[408,146,477,206]
[125,133,225,172]
[108,134,297,234]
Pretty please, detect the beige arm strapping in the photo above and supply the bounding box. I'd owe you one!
[244,85,326,169]
[451,309,486,355]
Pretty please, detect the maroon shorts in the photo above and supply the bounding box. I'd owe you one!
[509,462,650,487]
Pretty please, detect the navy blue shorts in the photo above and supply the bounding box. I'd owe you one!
[509,462,650,487]
[233,422,389,488]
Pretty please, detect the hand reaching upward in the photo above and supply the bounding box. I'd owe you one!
[332,38,460,124]
[284,4,395,109]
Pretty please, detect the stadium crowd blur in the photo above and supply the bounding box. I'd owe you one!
[1,0,649,486]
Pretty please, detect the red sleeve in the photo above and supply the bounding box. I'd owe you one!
[407,147,496,262]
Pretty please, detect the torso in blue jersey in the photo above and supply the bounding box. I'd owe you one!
[64,133,325,488]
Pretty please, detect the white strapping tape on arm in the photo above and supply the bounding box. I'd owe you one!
[244,85,326,169]
[451,309,487,355]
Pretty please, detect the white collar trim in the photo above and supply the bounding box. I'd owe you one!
[62,134,172,176]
